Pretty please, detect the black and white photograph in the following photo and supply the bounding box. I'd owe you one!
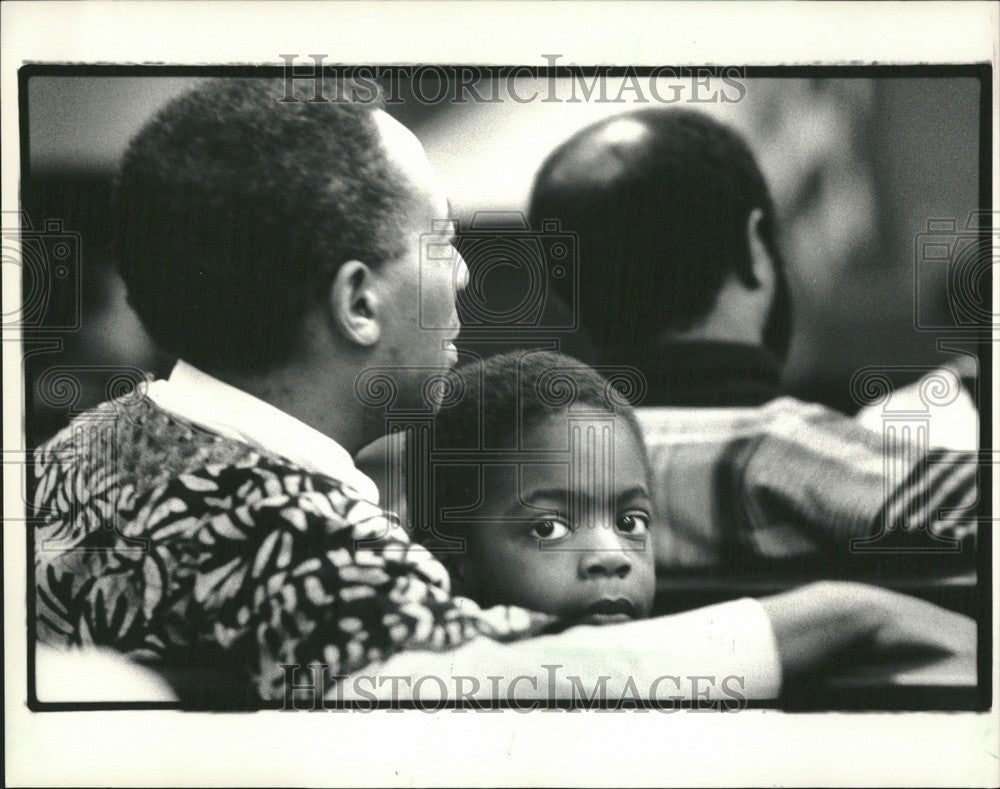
[3,2,998,786]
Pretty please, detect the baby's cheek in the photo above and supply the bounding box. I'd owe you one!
[521,551,587,614]
[636,554,658,613]
[489,545,571,613]
[466,536,530,599]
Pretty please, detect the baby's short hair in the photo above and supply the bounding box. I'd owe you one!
[434,349,644,448]
[426,350,648,543]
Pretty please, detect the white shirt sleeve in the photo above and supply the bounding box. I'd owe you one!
[337,598,783,703]
[35,646,178,702]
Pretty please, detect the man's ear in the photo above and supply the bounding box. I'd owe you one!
[329,260,381,347]
[746,207,775,291]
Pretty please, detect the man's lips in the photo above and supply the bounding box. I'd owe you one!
[574,598,640,626]
[442,326,461,365]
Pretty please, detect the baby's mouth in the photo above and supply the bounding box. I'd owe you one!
[574,598,639,626]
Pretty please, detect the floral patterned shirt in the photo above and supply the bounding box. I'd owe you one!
[33,395,551,701]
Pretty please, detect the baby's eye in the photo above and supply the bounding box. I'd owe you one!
[529,519,571,542]
[616,512,650,536]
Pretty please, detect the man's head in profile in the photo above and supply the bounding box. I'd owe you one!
[528,108,793,373]
[114,78,466,452]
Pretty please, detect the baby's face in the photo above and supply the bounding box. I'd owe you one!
[457,412,656,624]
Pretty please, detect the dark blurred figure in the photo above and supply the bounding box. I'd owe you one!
[528,108,977,584]
[22,173,167,447]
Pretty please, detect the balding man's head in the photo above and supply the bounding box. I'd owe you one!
[529,108,790,361]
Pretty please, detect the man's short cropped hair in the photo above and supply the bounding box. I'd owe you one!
[528,108,786,353]
[114,78,404,373]
[427,350,648,536]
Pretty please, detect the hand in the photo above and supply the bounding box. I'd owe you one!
[759,581,976,682]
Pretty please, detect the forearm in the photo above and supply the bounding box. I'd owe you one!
[340,597,783,702]
[757,580,977,682]
[757,582,882,678]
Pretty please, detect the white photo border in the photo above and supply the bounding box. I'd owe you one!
[3,2,998,787]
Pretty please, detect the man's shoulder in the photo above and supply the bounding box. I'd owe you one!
[636,396,849,444]
[36,395,254,477]
[33,395,370,506]
[32,396,392,572]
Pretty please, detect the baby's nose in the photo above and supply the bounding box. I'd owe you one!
[578,527,633,579]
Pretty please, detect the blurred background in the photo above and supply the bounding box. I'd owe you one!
[18,73,982,445]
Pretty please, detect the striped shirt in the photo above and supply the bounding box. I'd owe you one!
[637,397,978,569]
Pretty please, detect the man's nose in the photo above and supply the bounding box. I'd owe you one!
[454,251,470,294]
[577,527,633,579]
